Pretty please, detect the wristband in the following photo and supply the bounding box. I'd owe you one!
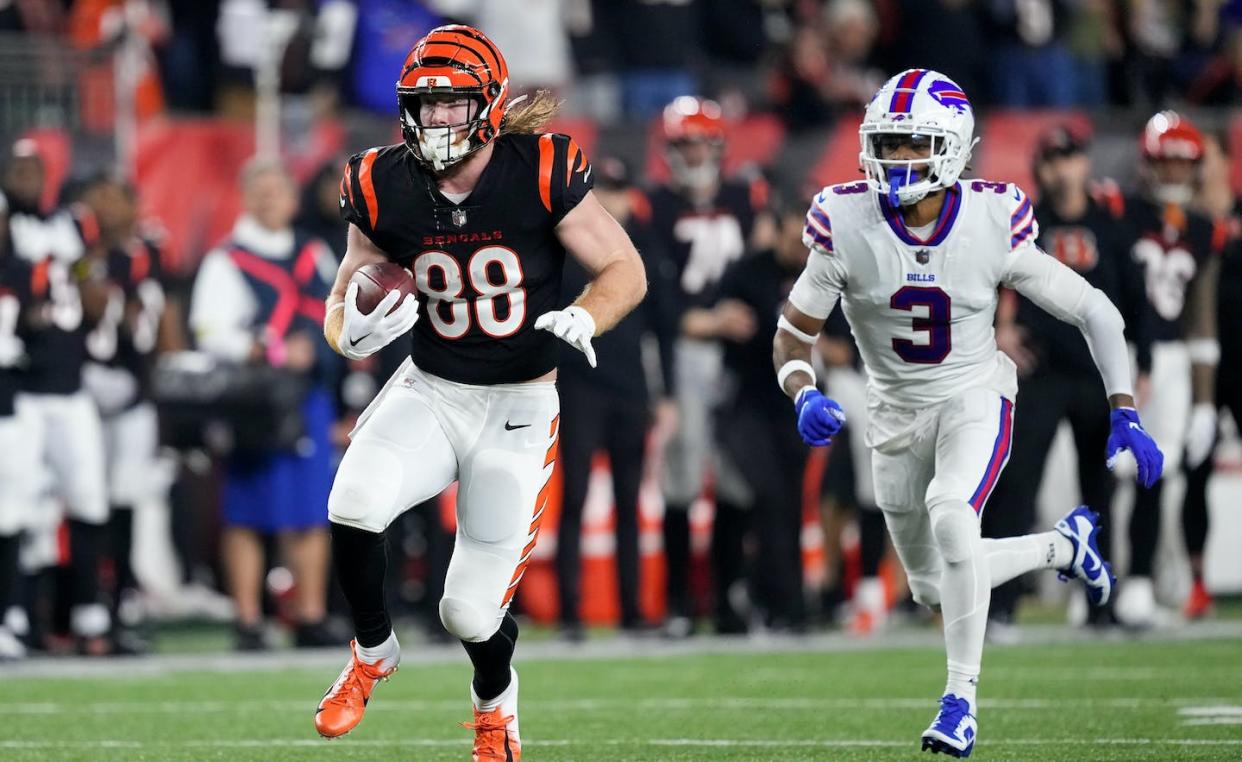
[1187,338,1220,366]
[777,359,816,391]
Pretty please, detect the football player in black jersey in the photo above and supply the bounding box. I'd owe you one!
[79,174,174,653]
[314,26,646,756]
[1181,133,1241,620]
[648,96,770,637]
[0,215,31,659]
[1106,113,1223,627]
[986,125,1150,632]
[2,140,115,654]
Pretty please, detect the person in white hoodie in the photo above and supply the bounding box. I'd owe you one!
[190,158,340,651]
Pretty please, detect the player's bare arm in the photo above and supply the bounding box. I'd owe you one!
[1184,249,1221,465]
[555,190,647,330]
[773,304,825,399]
[323,223,395,355]
[538,190,647,367]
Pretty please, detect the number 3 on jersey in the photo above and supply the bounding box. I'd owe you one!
[413,246,526,339]
[891,286,951,364]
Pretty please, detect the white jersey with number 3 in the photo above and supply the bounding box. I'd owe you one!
[787,178,1133,451]
[790,179,1039,406]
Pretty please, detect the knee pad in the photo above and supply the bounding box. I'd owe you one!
[327,442,404,532]
[439,596,501,643]
[929,501,980,565]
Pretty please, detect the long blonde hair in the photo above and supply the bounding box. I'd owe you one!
[501,90,561,135]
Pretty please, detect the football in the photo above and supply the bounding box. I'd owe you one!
[351,262,415,315]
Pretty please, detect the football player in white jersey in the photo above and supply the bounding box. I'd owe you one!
[773,70,1165,758]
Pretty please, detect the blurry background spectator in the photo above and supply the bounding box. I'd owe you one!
[189,158,340,651]
[555,156,677,641]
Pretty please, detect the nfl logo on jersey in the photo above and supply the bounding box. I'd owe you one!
[451,208,468,227]
[915,249,931,264]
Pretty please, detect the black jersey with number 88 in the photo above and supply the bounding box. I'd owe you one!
[340,133,593,385]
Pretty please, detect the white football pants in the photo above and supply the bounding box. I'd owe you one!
[13,391,108,525]
[328,359,559,643]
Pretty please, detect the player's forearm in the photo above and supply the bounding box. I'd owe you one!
[1186,255,1220,405]
[324,301,344,355]
[573,253,647,334]
[1191,362,1215,406]
[774,327,816,400]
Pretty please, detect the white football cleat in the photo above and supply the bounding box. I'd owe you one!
[1054,506,1115,606]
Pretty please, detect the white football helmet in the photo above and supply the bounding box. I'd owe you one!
[859,69,978,207]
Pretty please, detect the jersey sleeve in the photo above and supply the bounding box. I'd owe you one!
[790,190,847,320]
[801,188,835,257]
[1002,247,1133,397]
[1008,184,1038,252]
[538,133,594,225]
[339,149,380,238]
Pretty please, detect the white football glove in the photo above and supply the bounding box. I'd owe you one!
[1185,402,1218,469]
[535,305,597,367]
[338,281,419,360]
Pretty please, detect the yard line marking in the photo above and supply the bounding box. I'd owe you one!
[1182,717,1242,726]
[3,738,1242,750]
[1,696,1238,715]
[1178,706,1242,716]
[6,620,1242,679]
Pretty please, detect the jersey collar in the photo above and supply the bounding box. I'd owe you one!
[878,182,962,247]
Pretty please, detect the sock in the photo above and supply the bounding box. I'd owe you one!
[462,611,519,704]
[330,523,391,648]
[984,531,1072,588]
[68,519,109,635]
[355,629,399,670]
[662,505,691,616]
[0,533,18,616]
[109,507,137,594]
[472,667,520,742]
[945,664,979,707]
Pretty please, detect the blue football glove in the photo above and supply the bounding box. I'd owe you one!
[1106,408,1164,489]
[794,388,846,447]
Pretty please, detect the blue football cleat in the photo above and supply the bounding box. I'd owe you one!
[921,694,976,758]
[1054,506,1116,606]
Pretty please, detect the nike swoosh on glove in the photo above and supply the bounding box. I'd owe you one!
[1184,403,1218,469]
[1106,407,1164,489]
[534,306,596,367]
[794,388,846,447]
[339,281,419,360]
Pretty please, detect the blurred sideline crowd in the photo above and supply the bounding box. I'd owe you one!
[5,0,1242,132]
[2,97,1241,661]
[0,0,1240,662]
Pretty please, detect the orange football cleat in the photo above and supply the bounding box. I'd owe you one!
[314,640,396,738]
[464,707,521,761]
[1184,580,1215,620]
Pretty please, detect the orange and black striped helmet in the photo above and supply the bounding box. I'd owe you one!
[397,25,510,170]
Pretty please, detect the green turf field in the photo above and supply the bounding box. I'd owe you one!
[2,632,1241,761]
